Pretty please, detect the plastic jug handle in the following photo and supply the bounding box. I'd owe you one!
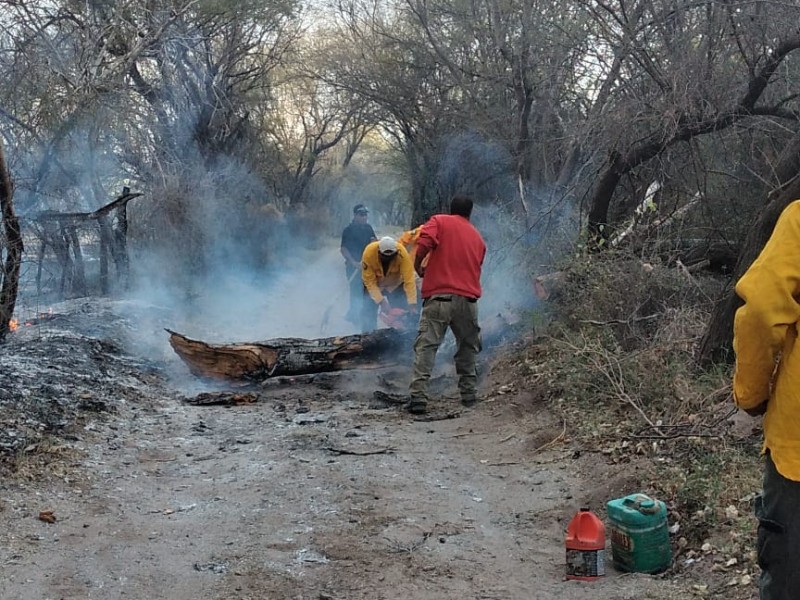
[622,494,660,515]
[639,500,659,514]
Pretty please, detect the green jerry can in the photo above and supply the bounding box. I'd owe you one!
[606,493,671,574]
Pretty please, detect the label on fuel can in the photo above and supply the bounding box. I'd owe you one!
[566,548,605,579]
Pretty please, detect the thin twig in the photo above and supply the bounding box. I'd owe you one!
[532,421,567,454]
[385,529,432,553]
[580,314,661,326]
[450,431,490,438]
[324,446,395,456]
[484,425,567,466]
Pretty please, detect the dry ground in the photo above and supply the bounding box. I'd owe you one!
[0,296,757,600]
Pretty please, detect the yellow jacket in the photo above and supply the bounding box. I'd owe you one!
[399,227,430,268]
[734,200,800,481]
[361,241,417,306]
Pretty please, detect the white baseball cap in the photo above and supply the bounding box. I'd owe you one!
[378,236,398,255]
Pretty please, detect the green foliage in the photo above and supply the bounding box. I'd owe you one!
[655,441,761,546]
[540,249,726,417]
[676,449,725,520]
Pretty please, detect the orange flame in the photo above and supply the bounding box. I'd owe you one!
[9,319,18,332]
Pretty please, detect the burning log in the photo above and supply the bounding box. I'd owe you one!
[167,328,413,382]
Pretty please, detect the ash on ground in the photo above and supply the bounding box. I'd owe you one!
[0,298,180,474]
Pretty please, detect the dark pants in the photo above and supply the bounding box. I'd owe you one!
[345,265,363,322]
[757,451,800,600]
[361,287,408,333]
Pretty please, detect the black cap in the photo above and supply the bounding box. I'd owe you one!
[353,204,369,214]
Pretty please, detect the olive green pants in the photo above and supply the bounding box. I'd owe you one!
[410,295,482,402]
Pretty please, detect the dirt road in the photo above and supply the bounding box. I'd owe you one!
[0,353,691,599]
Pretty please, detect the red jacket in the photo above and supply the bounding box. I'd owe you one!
[416,214,485,299]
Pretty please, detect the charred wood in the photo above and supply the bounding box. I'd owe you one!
[167,328,413,382]
[30,189,142,298]
[185,392,259,406]
[678,241,738,275]
[66,226,86,295]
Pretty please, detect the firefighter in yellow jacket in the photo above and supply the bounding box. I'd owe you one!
[733,199,800,599]
[360,236,418,332]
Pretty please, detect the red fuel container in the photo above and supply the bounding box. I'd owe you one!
[565,507,606,581]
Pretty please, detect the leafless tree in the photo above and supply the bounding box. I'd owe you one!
[0,138,23,343]
[583,0,800,244]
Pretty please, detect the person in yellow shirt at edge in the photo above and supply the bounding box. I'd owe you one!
[733,199,800,600]
[360,236,418,333]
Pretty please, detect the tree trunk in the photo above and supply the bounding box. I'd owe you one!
[408,142,442,225]
[697,178,800,364]
[0,139,23,342]
[168,328,413,381]
[511,60,534,183]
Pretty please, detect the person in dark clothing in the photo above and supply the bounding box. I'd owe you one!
[340,204,377,324]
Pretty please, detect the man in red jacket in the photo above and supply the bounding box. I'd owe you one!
[408,196,486,414]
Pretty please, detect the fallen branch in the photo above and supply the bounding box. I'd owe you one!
[676,259,712,302]
[580,314,660,327]
[185,392,259,406]
[324,446,396,456]
[630,406,737,440]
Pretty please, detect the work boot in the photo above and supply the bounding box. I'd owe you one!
[408,398,428,414]
[460,395,478,408]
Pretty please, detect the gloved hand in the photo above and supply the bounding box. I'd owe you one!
[408,304,418,314]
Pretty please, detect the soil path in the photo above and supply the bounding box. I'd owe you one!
[0,368,691,600]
